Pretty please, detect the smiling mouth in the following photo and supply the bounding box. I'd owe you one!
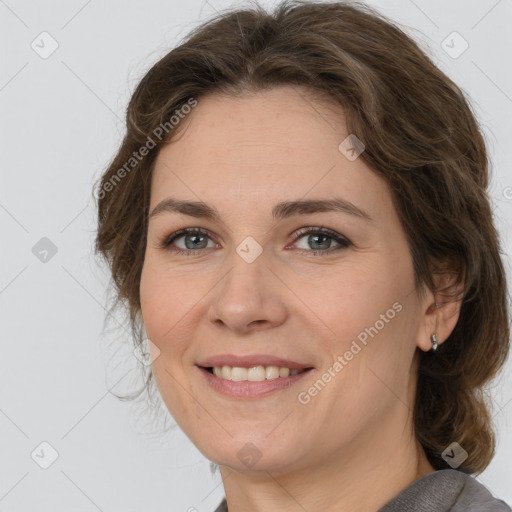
[202,365,314,382]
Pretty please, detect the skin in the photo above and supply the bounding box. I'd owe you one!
[139,85,462,512]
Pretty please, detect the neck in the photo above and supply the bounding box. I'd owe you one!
[218,406,435,512]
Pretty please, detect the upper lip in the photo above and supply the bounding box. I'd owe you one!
[197,354,314,370]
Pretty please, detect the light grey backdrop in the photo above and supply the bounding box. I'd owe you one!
[1,0,511,510]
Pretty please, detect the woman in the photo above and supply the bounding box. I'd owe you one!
[95,1,511,510]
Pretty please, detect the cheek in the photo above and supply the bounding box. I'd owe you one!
[314,255,417,389]
[139,258,203,344]
[317,263,403,342]
[140,263,199,425]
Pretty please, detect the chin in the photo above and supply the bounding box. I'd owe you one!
[195,434,305,473]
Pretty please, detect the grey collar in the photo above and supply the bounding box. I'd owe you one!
[215,469,510,512]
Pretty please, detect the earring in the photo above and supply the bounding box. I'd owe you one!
[431,333,438,352]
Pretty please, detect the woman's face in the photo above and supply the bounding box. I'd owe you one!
[140,86,434,473]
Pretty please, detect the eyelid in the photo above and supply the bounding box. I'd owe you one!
[159,227,217,250]
[158,225,352,255]
[292,226,351,244]
[290,226,352,253]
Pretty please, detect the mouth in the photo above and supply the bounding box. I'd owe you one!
[196,364,315,399]
[201,365,313,381]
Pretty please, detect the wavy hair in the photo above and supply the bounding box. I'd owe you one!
[95,0,510,473]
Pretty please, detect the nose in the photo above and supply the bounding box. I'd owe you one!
[206,248,288,334]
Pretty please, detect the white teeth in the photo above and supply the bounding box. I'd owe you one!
[248,366,266,382]
[266,366,280,380]
[210,365,306,381]
[231,367,248,381]
[221,366,231,379]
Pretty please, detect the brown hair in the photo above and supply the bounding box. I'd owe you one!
[95,0,510,473]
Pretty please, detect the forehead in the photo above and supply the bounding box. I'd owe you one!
[150,86,387,220]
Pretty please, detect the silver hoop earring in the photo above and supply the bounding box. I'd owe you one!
[431,333,438,352]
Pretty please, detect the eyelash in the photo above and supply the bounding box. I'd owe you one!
[158,226,352,257]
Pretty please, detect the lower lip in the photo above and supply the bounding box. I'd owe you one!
[197,366,314,399]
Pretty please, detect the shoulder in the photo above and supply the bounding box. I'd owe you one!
[215,470,510,512]
[214,498,228,512]
[450,471,511,512]
[379,469,511,512]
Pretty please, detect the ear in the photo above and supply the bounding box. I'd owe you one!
[416,271,464,352]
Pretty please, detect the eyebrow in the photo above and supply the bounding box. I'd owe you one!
[148,197,373,223]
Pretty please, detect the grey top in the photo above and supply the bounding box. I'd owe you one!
[214,469,511,511]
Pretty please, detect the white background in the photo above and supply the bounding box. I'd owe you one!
[0,0,511,510]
